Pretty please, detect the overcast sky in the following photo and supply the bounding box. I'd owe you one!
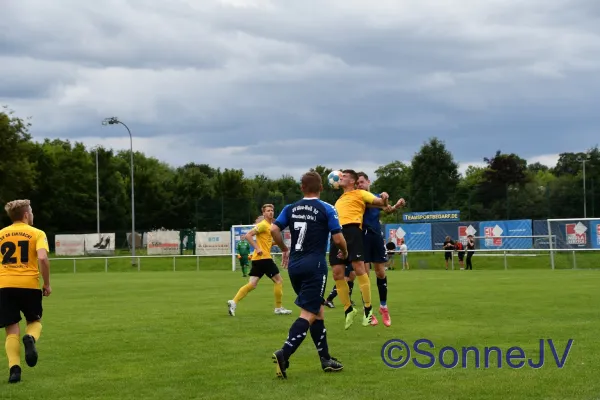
[2,0,600,180]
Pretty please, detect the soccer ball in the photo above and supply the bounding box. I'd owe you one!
[328,170,342,189]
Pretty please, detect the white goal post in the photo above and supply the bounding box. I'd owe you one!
[546,217,600,270]
[230,224,290,271]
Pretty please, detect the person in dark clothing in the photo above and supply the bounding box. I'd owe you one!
[465,235,475,270]
[454,240,465,269]
[443,236,454,270]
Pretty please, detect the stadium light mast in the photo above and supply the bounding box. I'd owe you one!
[102,117,136,265]
[577,154,590,218]
[91,145,101,237]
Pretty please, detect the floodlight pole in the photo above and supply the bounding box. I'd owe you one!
[578,155,588,218]
[102,117,136,265]
[92,146,101,237]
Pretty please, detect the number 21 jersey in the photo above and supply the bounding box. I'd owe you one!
[0,222,49,289]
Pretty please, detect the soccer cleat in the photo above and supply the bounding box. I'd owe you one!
[23,334,38,367]
[379,306,391,327]
[272,349,288,378]
[369,313,379,326]
[344,308,358,330]
[362,308,374,327]
[324,301,335,308]
[274,307,292,315]
[227,300,236,316]
[321,357,343,372]
[8,365,21,384]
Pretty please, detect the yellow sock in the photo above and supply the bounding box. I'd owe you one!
[357,273,372,308]
[5,334,20,368]
[274,283,283,308]
[233,283,255,303]
[335,279,351,311]
[26,321,42,342]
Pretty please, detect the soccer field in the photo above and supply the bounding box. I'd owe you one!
[3,267,599,400]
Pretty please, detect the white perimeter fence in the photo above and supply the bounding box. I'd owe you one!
[46,247,600,273]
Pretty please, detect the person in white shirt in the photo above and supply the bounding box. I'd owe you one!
[399,238,409,270]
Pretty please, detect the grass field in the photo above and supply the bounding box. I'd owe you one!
[2,255,600,400]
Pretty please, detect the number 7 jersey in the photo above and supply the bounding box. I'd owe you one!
[0,222,49,289]
[273,197,342,269]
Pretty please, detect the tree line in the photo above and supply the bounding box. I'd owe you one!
[1,106,599,240]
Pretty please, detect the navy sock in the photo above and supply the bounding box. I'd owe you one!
[282,318,310,359]
[309,319,330,360]
[327,286,337,301]
[377,276,387,307]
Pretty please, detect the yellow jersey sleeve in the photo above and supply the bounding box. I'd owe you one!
[360,190,377,204]
[255,220,268,234]
[36,230,50,252]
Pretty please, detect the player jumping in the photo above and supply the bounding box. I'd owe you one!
[356,172,405,327]
[0,200,52,384]
[329,169,389,329]
[227,204,292,316]
[270,171,347,378]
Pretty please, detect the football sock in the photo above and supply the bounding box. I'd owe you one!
[377,277,388,307]
[5,335,20,368]
[233,283,255,303]
[274,282,283,308]
[334,279,352,311]
[310,319,331,360]
[326,286,337,301]
[282,318,310,359]
[348,280,354,298]
[357,273,372,309]
[26,322,42,342]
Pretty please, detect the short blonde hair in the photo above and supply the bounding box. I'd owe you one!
[261,204,274,212]
[5,199,30,222]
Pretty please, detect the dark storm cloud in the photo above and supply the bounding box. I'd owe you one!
[2,0,600,178]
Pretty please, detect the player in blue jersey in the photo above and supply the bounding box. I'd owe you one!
[269,171,348,379]
[356,172,405,327]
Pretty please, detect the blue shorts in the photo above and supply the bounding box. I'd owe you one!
[288,265,328,315]
[363,229,388,263]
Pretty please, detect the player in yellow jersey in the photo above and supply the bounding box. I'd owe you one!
[0,200,51,384]
[227,204,292,316]
[328,170,389,329]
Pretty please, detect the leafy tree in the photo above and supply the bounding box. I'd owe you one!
[0,107,37,221]
[409,138,460,211]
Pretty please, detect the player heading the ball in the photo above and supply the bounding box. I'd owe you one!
[330,169,389,329]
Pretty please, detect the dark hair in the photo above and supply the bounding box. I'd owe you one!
[342,169,358,182]
[301,171,322,194]
[356,171,369,180]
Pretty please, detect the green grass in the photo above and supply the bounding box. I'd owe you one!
[2,266,599,399]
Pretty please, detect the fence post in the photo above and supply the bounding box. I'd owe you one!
[503,251,507,270]
[138,257,141,272]
[196,256,199,272]
[73,259,76,273]
[105,258,108,273]
[173,256,176,271]
[572,250,576,269]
